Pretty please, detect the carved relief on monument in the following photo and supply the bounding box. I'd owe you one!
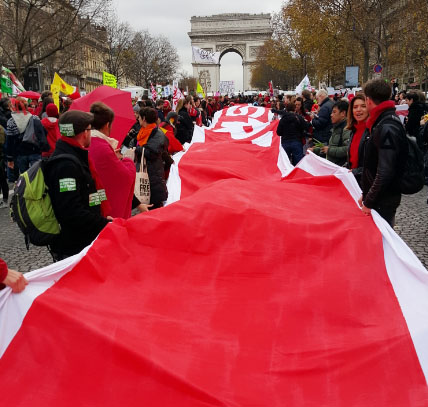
[249,46,261,58]
[198,70,212,91]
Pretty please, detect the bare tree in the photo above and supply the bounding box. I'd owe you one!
[124,30,179,87]
[104,14,134,85]
[0,0,110,80]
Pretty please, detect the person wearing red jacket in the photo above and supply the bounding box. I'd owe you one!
[41,103,61,158]
[160,112,183,154]
[0,258,27,292]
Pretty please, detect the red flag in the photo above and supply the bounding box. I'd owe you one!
[1,107,428,406]
[269,80,274,97]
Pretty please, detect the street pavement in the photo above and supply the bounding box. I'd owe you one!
[0,186,427,273]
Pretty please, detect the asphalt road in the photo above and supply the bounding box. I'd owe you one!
[0,186,427,273]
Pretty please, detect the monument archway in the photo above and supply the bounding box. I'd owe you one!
[188,13,273,93]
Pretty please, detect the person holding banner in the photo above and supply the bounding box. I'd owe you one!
[0,258,27,293]
[89,102,141,218]
[136,107,168,209]
[175,97,194,145]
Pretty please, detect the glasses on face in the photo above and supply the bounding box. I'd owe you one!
[85,127,91,132]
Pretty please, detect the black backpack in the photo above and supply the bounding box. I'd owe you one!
[377,115,425,195]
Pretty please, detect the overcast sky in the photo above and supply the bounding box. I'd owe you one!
[112,1,281,91]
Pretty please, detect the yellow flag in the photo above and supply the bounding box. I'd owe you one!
[103,71,117,88]
[197,81,205,98]
[50,84,60,110]
[52,73,74,95]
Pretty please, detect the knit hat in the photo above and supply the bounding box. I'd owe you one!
[46,103,59,118]
[59,110,94,137]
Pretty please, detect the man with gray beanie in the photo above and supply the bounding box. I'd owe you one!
[45,110,112,260]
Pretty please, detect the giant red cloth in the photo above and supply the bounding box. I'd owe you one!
[0,107,427,406]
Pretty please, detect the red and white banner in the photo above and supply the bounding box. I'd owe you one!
[150,82,157,101]
[1,106,428,406]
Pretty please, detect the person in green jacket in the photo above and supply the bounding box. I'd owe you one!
[310,100,351,166]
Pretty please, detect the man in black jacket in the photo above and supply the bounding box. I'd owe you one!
[359,79,407,227]
[45,110,111,260]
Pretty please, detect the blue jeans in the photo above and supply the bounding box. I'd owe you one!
[282,139,304,166]
[17,154,41,174]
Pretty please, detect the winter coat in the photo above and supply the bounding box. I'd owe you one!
[144,127,168,205]
[0,125,5,162]
[325,120,351,166]
[406,102,426,138]
[123,120,141,148]
[276,111,307,142]
[41,117,61,158]
[303,99,314,114]
[89,130,136,219]
[5,113,49,160]
[176,107,193,144]
[361,108,407,210]
[0,258,7,286]
[0,107,11,129]
[312,98,334,144]
[160,122,183,154]
[45,139,109,256]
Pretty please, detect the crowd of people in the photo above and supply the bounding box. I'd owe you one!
[0,78,427,291]
[275,79,428,227]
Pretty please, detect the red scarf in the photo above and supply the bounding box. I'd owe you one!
[349,121,367,169]
[366,100,396,131]
[60,136,111,217]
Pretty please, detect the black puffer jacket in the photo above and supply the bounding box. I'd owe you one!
[276,111,306,141]
[144,127,168,205]
[361,109,407,209]
[45,139,109,256]
[312,98,334,144]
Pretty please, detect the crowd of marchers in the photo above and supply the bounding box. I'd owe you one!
[275,79,428,227]
[0,78,427,292]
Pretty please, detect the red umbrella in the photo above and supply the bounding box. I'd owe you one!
[69,85,135,146]
[18,90,41,99]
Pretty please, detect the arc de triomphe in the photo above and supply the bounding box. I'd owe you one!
[188,13,273,93]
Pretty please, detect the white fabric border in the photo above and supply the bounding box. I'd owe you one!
[295,152,428,384]
[0,246,90,358]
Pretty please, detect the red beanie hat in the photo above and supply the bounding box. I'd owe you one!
[46,103,59,118]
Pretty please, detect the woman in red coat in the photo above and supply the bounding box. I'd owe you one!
[89,102,137,219]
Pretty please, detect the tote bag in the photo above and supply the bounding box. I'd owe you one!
[134,148,150,205]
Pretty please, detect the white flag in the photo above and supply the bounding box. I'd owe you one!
[163,85,171,98]
[192,46,220,65]
[156,84,163,99]
[295,75,311,95]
